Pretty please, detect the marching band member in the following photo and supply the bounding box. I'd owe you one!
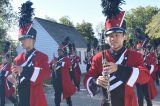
[84,0,150,106]
[0,54,17,106]
[70,50,81,91]
[136,43,158,106]
[83,43,93,72]
[50,44,76,106]
[8,1,51,106]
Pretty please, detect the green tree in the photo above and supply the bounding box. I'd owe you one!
[59,16,74,27]
[0,0,17,28]
[76,20,95,42]
[126,6,159,31]
[146,12,160,38]
[95,22,105,34]
[125,6,160,43]
[0,0,16,55]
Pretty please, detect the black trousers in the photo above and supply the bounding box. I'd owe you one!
[18,79,30,106]
[101,86,124,106]
[156,71,160,85]
[70,71,79,88]
[8,96,18,104]
[86,64,91,72]
[53,80,72,106]
[136,84,152,106]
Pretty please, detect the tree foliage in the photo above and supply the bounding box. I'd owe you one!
[0,0,17,28]
[125,6,160,43]
[95,22,105,34]
[126,6,159,31]
[0,0,17,56]
[59,16,74,27]
[76,20,95,42]
[146,12,160,38]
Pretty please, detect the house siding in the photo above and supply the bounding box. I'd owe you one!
[77,48,87,73]
[34,19,59,62]
[16,19,59,62]
[16,19,87,73]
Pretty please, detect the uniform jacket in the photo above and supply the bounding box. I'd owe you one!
[51,56,76,99]
[145,52,158,99]
[14,50,51,106]
[0,63,15,97]
[84,48,150,106]
[72,56,81,84]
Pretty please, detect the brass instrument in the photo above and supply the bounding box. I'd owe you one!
[101,31,112,106]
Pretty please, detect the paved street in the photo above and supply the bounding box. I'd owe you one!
[5,75,160,106]
[45,83,160,106]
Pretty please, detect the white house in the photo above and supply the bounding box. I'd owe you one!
[16,17,87,73]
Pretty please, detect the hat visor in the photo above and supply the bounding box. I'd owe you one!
[18,35,33,41]
[58,48,65,52]
[137,47,144,51]
[106,27,125,35]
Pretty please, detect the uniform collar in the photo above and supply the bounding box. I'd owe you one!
[109,46,126,56]
[4,62,8,66]
[58,56,64,60]
[25,48,36,59]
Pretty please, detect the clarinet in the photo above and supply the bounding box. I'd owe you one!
[10,49,19,105]
[11,71,19,105]
[101,31,112,106]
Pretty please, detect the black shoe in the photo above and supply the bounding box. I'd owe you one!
[78,87,80,91]
[14,103,18,106]
[156,79,159,86]
[68,103,72,106]
[77,85,80,91]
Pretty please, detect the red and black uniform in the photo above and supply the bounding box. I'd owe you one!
[71,56,81,91]
[156,53,160,85]
[136,51,158,106]
[69,55,79,91]
[14,48,51,106]
[0,63,17,106]
[83,54,92,72]
[51,56,76,106]
[84,47,150,106]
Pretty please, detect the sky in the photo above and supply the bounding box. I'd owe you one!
[10,0,160,40]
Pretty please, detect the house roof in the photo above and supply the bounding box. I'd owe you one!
[35,17,87,48]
